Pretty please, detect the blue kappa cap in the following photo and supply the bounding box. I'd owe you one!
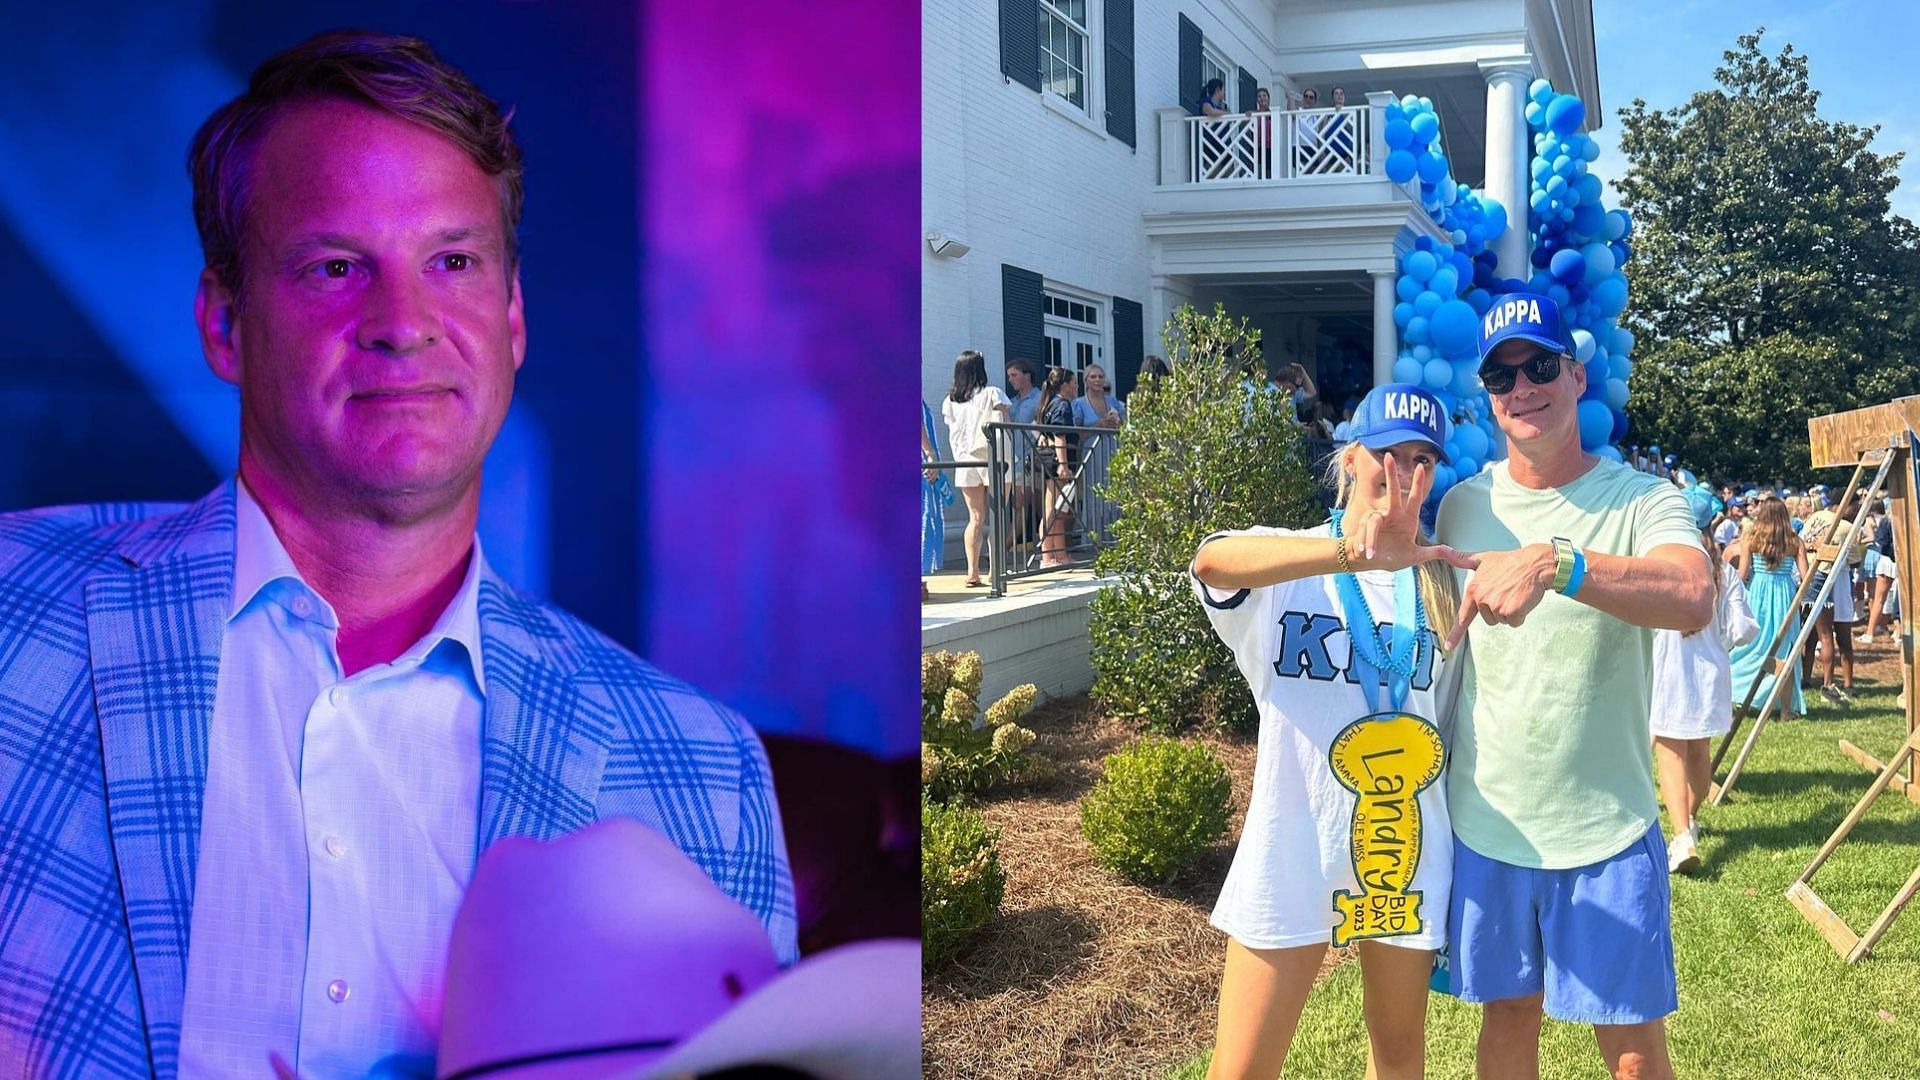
[1349,383,1452,463]
[1477,292,1570,361]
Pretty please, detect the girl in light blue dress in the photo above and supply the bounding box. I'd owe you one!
[1727,496,1807,720]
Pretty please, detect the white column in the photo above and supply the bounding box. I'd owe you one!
[1371,269,1397,388]
[1478,56,1533,281]
[1149,274,1192,355]
[1365,91,1394,178]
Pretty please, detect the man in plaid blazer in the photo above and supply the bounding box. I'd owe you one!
[0,31,794,1079]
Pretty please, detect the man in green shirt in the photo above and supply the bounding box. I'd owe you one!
[1435,293,1713,1080]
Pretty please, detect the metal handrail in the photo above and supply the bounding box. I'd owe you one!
[985,420,1123,596]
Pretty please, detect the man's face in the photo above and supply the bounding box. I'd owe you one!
[1008,366,1032,394]
[201,98,525,516]
[1484,339,1585,452]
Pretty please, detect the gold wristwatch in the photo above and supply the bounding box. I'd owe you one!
[1550,536,1577,593]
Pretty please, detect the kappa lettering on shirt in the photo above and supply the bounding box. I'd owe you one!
[1271,611,1437,690]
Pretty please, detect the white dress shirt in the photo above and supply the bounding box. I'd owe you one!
[177,480,486,1079]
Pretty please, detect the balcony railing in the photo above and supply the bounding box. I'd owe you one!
[1182,105,1370,184]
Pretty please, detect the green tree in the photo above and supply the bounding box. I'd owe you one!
[1087,304,1322,734]
[1616,29,1920,484]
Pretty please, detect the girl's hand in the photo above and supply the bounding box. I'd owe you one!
[1348,456,1478,574]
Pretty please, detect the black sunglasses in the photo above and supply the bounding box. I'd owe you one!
[1479,349,1566,395]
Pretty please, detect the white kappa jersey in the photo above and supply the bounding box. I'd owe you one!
[1192,523,1463,951]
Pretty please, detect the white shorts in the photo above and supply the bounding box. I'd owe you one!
[1878,556,1899,580]
[953,450,988,490]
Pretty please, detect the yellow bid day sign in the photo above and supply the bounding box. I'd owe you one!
[1327,711,1445,947]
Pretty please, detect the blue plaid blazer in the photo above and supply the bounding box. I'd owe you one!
[0,482,797,1078]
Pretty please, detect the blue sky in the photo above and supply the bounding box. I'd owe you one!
[1585,0,1920,223]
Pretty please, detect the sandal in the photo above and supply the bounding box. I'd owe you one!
[965,579,987,588]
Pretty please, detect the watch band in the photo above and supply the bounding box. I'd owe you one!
[1550,536,1576,593]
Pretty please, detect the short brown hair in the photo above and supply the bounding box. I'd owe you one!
[188,30,524,306]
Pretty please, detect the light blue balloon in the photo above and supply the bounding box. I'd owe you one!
[1410,112,1439,143]
[1394,301,1415,328]
[1386,149,1418,184]
[1414,290,1443,317]
[1595,444,1624,463]
[1412,344,1433,361]
[1553,154,1573,176]
[1431,299,1480,356]
[1529,78,1555,105]
[1450,364,1478,397]
[1457,423,1490,461]
[1397,274,1424,302]
[1610,354,1633,381]
[1576,173,1603,203]
[1428,266,1459,298]
[1549,247,1585,283]
[1605,378,1630,409]
[1576,399,1612,449]
[1407,315,1431,344]
[1582,242,1616,285]
[1423,357,1453,389]
[1603,209,1629,241]
[1525,101,1545,127]
[1405,249,1439,283]
[1393,355,1425,384]
[1571,328,1597,363]
[1385,118,1415,149]
[1455,455,1480,479]
[1612,327,1636,357]
[1546,94,1586,135]
[1582,136,1602,162]
[1592,274,1629,317]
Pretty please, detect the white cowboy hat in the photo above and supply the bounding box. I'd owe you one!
[434,817,920,1080]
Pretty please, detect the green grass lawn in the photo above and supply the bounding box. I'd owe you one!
[1169,684,1920,1079]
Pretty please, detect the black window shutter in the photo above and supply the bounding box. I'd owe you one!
[1112,296,1145,399]
[1237,66,1257,113]
[1178,14,1201,115]
[1000,0,1041,92]
[1002,265,1046,374]
[1103,0,1136,146]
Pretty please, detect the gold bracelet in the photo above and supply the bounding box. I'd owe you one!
[1335,535,1351,574]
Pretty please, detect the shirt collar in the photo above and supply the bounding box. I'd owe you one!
[230,477,488,693]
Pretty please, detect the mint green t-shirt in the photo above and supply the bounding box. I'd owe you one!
[1435,457,1705,868]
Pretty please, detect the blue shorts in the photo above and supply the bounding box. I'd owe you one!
[1443,825,1678,1025]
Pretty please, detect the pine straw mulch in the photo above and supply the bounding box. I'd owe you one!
[921,695,1354,1080]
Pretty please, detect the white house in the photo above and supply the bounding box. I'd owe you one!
[922,0,1600,420]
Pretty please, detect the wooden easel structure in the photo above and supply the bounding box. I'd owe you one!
[1779,400,1920,962]
[1706,438,1895,804]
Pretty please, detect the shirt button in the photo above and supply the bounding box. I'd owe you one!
[324,835,345,859]
[327,686,348,709]
[326,979,350,1003]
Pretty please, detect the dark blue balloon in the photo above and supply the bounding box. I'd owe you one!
[1417,152,1449,184]
[1610,408,1630,443]
[1385,118,1415,149]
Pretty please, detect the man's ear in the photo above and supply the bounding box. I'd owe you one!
[195,268,242,387]
[507,270,527,372]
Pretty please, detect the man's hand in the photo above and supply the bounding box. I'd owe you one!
[1347,456,1479,574]
[1445,542,1557,650]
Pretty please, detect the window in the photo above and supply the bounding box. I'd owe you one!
[1200,41,1233,111]
[1044,289,1103,374]
[1039,0,1089,111]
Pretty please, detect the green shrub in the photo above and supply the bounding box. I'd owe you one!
[920,650,1041,803]
[922,793,1008,967]
[1090,304,1322,734]
[1080,737,1233,884]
